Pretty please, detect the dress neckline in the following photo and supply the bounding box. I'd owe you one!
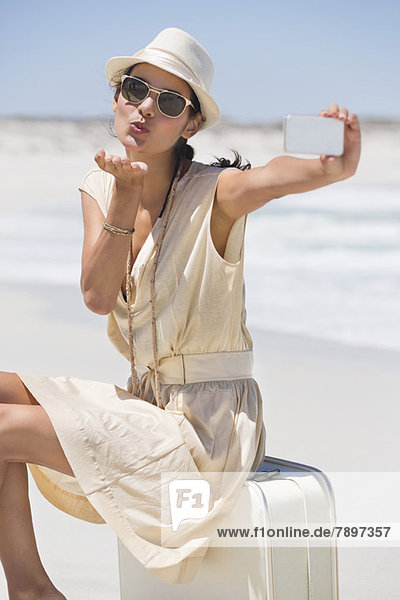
[158,158,194,218]
[141,159,196,249]
[119,160,197,303]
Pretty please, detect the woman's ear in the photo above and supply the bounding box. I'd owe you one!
[112,96,118,113]
[181,112,202,140]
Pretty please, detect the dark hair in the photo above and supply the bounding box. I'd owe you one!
[108,65,251,171]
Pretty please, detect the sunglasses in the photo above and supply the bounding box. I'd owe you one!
[120,75,196,118]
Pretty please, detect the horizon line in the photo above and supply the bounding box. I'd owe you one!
[0,114,399,127]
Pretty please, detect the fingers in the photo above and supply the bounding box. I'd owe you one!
[94,148,127,168]
[94,148,106,168]
[320,105,349,121]
[319,106,359,127]
[93,149,148,177]
[133,161,149,174]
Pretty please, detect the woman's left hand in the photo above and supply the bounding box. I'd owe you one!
[319,103,361,180]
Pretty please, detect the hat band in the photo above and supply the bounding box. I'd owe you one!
[133,47,204,89]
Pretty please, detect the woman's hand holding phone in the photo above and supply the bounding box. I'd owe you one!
[319,103,361,180]
[283,104,361,181]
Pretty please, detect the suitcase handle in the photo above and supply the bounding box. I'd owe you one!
[251,468,280,482]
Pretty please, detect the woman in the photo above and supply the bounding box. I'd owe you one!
[0,27,361,598]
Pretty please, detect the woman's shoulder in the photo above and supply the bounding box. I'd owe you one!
[176,161,236,216]
[78,167,114,194]
[78,167,115,216]
[185,160,234,183]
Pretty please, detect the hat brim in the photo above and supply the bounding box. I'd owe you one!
[105,56,220,131]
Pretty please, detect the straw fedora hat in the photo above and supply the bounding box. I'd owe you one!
[105,27,220,130]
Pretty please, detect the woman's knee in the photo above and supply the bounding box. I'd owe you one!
[0,404,20,458]
[0,371,40,405]
[0,404,75,477]
[0,404,31,458]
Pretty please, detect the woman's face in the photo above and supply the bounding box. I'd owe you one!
[112,62,201,158]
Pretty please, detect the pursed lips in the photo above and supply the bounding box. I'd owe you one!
[129,122,149,134]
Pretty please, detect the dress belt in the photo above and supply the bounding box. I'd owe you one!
[133,350,254,385]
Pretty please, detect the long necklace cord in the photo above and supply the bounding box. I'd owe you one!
[126,243,140,396]
[126,146,186,407]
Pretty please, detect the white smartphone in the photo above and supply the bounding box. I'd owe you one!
[283,114,344,156]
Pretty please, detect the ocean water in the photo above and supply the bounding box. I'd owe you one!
[244,182,400,351]
[1,118,399,352]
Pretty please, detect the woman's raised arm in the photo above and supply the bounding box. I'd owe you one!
[215,105,361,221]
[80,151,148,315]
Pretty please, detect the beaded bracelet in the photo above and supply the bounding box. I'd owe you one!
[103,221,135,236]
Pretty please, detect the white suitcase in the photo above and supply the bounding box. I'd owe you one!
[118,455,339,600]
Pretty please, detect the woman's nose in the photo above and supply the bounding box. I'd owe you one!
[138,93,156,117]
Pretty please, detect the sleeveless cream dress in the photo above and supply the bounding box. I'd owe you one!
[17,160,266,584]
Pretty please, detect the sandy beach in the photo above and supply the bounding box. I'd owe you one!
[0,282,399,599]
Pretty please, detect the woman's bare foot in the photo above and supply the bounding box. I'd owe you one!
[41,589,67,600]
[9,582,67,600]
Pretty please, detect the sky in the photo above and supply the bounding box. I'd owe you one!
[0,0,399,124]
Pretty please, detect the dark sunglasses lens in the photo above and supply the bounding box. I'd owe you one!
[158,92,186,117]
[122,78,148,102]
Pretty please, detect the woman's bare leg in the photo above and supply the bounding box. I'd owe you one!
[0,461,66,599]
[0,372,67,599]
